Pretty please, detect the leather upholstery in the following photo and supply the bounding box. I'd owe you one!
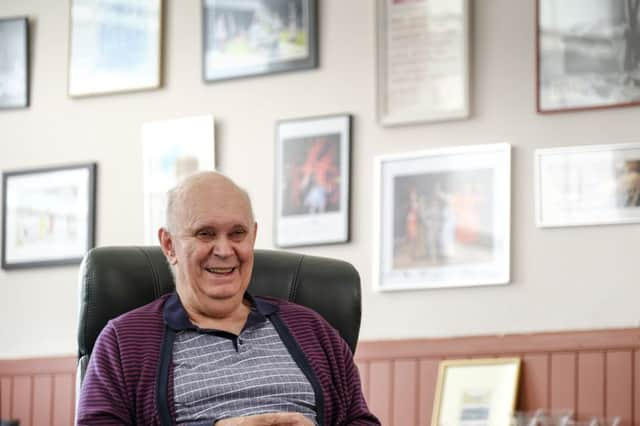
[77,246,362,384]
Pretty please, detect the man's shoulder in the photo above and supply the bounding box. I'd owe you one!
[256,295,335,331]
[109,293,171,330]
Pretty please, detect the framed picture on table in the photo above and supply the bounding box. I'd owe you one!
[275,114,351,247]
[0,17,29,109]
[376,0,470,126]
[1,163,97,269]
[537,0,640,113]
[534,142,640,227]
[202,0,318,82]
[432,357,521,426]
[68,0,162,97]
[373,143,511,291]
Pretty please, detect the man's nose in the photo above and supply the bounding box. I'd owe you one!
[212,236,233,257]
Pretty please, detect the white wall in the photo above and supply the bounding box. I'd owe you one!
[1,0,638,359]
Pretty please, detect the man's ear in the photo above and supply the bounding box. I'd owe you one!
[159,228,178,265]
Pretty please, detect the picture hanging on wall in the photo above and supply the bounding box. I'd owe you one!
[68,0,162,97]
[275,114,351,247]
[141,115,216,245]
[202,0,318,82]
[1,163,97,270]
[376,0,470,126]
[537,0,640,113]
[535,142,640,227]
[432,357,521,426]
[373,143,511,291]
[0,17,29,109]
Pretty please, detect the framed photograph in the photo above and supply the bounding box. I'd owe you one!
[537,0,640,113]
[373,143,510,291]
[1,163,97,270]
[275,114,351,247]
[432,357,521,426]
[0,17,29,109]
[68,0,162,97]
[376,0,470,126]
[535,142,640,227]
[202,0,318,82]
[142,115,215,244]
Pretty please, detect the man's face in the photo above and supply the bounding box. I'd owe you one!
[163,179,257,309]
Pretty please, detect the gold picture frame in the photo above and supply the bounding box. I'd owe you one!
[432,357,521,426]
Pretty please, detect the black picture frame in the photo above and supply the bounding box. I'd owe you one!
[202,0,318,82]
[1,163,97,270]
[274,114,352,248]
[0,17,29,109]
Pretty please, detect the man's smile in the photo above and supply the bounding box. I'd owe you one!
[204,266,237,275]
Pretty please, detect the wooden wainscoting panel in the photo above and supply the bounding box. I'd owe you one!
[11,376,32,426]
[356,360,370,403]
[368,360,392,426]
[577,351,606,421]
[52,374,75,426]
[418,358,440,426]
[1,376,11,419]
[32,375,53,426]
[549,352,577,412]
[392,359,418,426]
[519,354,549,411]
[605,350,633,425]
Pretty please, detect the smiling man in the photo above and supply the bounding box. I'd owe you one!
[77,171,379,426]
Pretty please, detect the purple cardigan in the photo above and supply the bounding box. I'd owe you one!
[77,293,379,425]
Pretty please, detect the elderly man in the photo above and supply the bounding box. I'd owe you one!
[77,171,379,425]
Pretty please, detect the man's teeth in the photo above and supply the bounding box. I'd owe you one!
[205,267,235,273]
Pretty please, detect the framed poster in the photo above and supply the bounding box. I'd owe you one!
[142,115,216,244]
[537,0,640,113]
[1,163,97,269]
[275,114,351,247]
[376,0,470,126]
[202,0,318,82]
[68,0,162,97]
[0,17,29,109]
[432,358,521,426]
[535,142,640,227]
[374,143,510,291]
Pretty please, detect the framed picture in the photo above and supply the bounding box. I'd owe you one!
[537,0,640,113]
[0,17,29,109]
[432,357,521,426]
[376,0,470,126]
[1,163,97,270]
[68,0,162,97]
[275,114,351,247]
[535,142,640,227]
[142,115,215,244]
[373,143,510,291]
[202,0,318,82]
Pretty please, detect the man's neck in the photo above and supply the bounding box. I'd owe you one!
[182,295,251,335]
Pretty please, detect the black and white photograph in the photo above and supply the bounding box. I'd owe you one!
[0,17,28,109]
[537,0,640,112]
[374,144,511,291]
[202,0,317,81]
[275,114,351,247]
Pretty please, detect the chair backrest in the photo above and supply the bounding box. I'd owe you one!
[77,246,362,384]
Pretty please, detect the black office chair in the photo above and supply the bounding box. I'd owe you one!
[76,246,362,385]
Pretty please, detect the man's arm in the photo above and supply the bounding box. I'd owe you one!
[76,322,133,425]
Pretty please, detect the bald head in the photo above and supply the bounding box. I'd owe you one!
[165,171,254,234]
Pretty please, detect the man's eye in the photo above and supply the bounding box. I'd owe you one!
[231,229,246,237]
[197,230,214,238]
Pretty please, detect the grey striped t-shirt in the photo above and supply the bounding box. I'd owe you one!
[172,313,317,425]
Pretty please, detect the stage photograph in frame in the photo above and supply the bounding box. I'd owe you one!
[1,163,97,270]
[537,0,640,112]
[373,144,511,291]
[202,0,318,82]
[142,115,215,244]
[275,114,351,247]
[535,142,640,227]
[376,0,470,126]
[432,358,521,426]
[0,17,29,109]
[68,0,162,97]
